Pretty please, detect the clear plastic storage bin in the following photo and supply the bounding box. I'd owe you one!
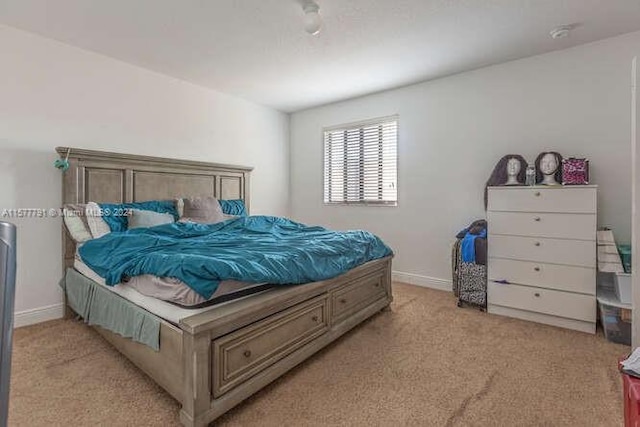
[615,272,632,304]
[597,286,632,346]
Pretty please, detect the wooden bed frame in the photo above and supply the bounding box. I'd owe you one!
[56,147,393,426]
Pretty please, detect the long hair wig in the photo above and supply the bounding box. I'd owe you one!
[484,154,527,209]
[534,151,563,184]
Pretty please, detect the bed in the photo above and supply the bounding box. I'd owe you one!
[56,147,393,426]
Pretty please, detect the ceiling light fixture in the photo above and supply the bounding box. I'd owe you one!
[549,25,574,39]
[302,1,322,35]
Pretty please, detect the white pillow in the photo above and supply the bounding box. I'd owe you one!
[85,202,111,238]
[175,198,184,218]
[128,209,175,229]
[62,204,93,243]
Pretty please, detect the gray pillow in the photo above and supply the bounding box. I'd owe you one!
[128,209,175,229]
[180,197,225,224]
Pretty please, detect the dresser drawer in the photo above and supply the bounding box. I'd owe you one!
[489,235,595,267]
[489,258,595,295]
[487,211,596,241]
[212,295,329,397]
[488,282,596,322]
[488,187,596,213]
[331,272,386,323]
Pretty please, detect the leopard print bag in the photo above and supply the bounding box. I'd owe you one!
[452,239,487,309]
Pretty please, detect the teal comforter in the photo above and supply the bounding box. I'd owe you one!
[79,216,392,299]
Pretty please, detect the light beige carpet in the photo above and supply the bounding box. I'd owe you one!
[9,283,628,426]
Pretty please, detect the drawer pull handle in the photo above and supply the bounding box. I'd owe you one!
[311,315,319,322]
[340,298,347,304]
[534,242,541,247]
[534,267,540,272]
[374,283,380,287]
[534,293,541,297]
[534,191,541,197]
[243,350,252,358]
[534,217,541,222]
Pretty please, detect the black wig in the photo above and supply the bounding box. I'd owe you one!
[534,151,563,184]
[484,154,527,209]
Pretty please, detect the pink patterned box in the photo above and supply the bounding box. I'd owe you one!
[562,158,589,185]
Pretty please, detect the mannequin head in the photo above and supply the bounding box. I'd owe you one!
[540,153,559,175]
[505,157,522,185]
[535,151,563,185]
[484,154,527,208]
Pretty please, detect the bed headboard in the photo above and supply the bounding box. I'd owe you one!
[57,146,252,267]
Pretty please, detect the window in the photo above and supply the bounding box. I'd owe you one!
[323,116,398,205]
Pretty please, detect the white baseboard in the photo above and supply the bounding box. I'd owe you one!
[392,271,452,292]
[14,303,64,328]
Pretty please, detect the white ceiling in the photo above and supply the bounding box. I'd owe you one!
[2,0,640,112]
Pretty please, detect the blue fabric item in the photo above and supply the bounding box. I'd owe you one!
[99,200,179,232]
[61,269,160,350]
[79,216,392,299]
[461,229,487,263]
[219,199,247,217]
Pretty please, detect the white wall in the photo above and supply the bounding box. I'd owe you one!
[632,56,640,348]
[291,31,640,289]
[0,25,290,325]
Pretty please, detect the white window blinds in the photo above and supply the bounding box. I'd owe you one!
[323,116,398,205]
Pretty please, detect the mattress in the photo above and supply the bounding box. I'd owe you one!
[122,269,271,308]
[73,259,272,324]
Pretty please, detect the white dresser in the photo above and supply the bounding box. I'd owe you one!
[487,185,597,333]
